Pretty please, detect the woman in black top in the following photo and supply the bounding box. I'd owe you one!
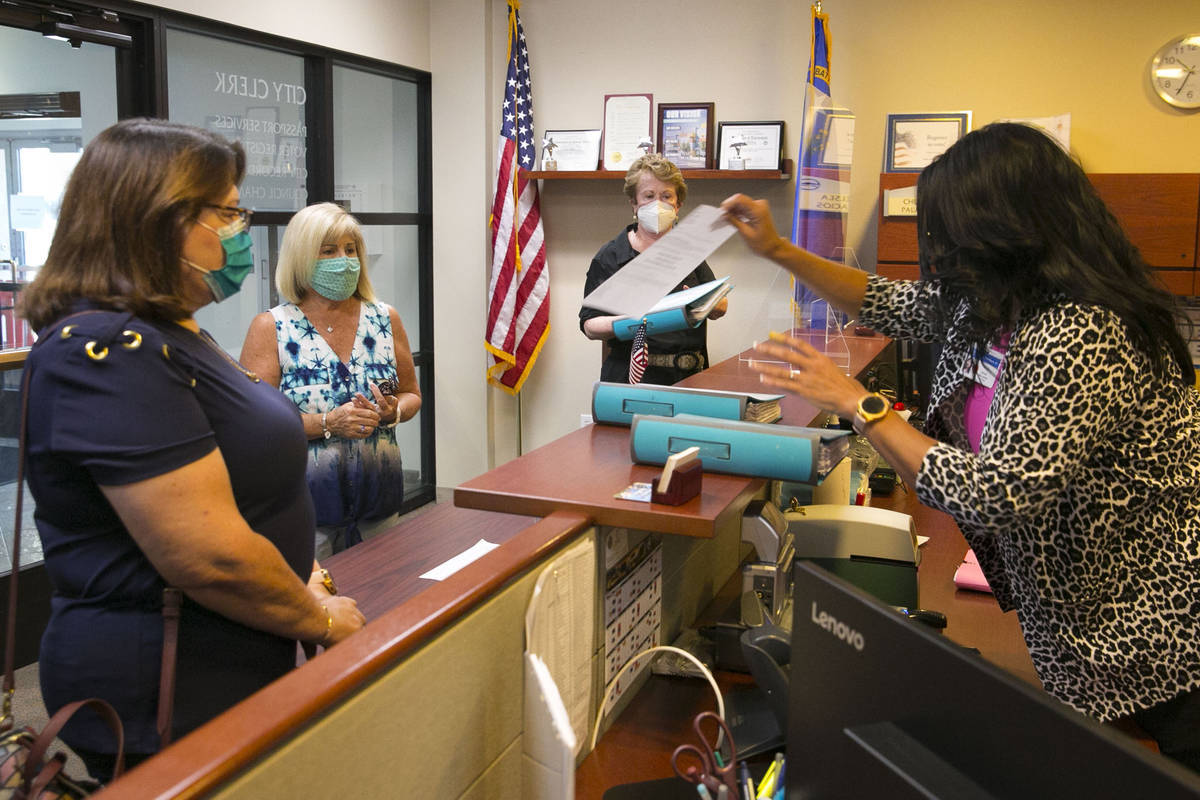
[20,119,365,780]
[579,154,727,384]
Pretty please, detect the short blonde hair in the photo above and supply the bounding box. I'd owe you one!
[622,153,687,206]
[275,202,375,304]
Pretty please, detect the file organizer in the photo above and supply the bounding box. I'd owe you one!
[629,413,851,484]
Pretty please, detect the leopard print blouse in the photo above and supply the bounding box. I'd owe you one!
[859,275,1200,721]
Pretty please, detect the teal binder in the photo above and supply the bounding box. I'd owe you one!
[611,276,732,341]
[591,381,782,426]
[629,413,851,484]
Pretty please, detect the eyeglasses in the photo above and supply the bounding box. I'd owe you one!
[206,204,254,225]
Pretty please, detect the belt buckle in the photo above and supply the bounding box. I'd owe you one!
[674,352,698,371]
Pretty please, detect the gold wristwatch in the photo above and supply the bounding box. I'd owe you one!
[317,567,338,595]
[852,392,890,434]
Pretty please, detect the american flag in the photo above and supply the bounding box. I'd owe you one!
[485,1,550,394]
[628,321,648,385]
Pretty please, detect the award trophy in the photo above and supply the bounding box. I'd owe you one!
[542,136,558,170]
[728,135,747,170]
[637,136,654,157]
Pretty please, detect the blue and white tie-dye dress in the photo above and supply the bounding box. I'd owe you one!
[271,300,404,544]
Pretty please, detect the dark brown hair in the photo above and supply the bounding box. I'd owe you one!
[21,118,246,331]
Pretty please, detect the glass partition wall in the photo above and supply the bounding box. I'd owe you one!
[0,6,434,592]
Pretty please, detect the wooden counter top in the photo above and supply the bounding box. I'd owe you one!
[455,332,892,538]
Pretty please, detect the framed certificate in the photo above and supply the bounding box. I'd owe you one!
[540,129,601,170]
[602,93,653,171]
[657,102,715,169]
[885,112,972,172]
[716,121,784,170]
[806,108,854,168]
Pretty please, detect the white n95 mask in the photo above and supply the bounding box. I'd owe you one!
[637,200,678,235]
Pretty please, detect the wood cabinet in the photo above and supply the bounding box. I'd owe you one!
[876,172,1200,295]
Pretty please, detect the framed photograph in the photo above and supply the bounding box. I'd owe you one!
[657,102,715,169]
[540,129,601,171]
[716,120,784,170]
[885,111,972,172]
[805,108,855,169]
[602,93,653,171]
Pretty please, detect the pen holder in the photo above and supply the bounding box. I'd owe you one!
[650,460,702,505]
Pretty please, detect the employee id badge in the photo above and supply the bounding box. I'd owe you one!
[967,343,1006,388]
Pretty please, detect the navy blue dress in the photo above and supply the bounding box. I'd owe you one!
[26,309,314,754]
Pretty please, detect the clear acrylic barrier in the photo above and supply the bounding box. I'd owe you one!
[740,247,866,376]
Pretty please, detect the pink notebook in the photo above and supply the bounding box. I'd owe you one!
[953,549,993,593]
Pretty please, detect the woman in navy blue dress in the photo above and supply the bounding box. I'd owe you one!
[19,118,365,781]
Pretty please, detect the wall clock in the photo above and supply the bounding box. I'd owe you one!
[1150,34,1200,109]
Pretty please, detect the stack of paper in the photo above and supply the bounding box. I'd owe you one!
[744,396,782,424]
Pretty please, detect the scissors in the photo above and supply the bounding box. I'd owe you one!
[670,711,739,796]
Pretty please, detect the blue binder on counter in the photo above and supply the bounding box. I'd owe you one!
[591,381,784,426]
[611,276,732,341]
[629,413,851,485]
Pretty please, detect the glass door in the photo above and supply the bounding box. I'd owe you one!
[0,23,120,575]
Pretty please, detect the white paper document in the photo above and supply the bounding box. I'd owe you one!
[581,204,736,320]
[418,538,499,581]
[524,537,596,756]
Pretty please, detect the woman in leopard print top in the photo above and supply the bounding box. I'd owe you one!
[723,123,1200,772]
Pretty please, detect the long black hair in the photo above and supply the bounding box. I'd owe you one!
[917,122,1193,384]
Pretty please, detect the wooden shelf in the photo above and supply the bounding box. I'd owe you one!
[522,158,793,181]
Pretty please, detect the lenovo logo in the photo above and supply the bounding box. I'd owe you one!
[810,602,865,651]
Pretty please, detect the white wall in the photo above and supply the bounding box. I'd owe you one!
[514,0,808,453]
[144,0,430,70]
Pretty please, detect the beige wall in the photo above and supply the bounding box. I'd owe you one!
[139,0,1200,486]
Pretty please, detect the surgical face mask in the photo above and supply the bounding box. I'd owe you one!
[184,217,254,302]
[636,200,678,235]
[310,256,361,301]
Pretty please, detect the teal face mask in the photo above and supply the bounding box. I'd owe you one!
[184,217,254,302]
[310,256,361,301]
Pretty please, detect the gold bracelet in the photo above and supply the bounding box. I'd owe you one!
[319,603,333,648]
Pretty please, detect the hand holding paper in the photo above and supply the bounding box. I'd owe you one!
[581,205,736,320]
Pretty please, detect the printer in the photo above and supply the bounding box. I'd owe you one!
[741,500,919,614]
[784,503,919,609]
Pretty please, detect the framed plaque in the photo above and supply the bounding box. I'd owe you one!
[885,111,972,172]
[541,129,601,170]
[806,108,855,168]
[716,120,784,170]
[602,93,653,171]
[657,102,714,169]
